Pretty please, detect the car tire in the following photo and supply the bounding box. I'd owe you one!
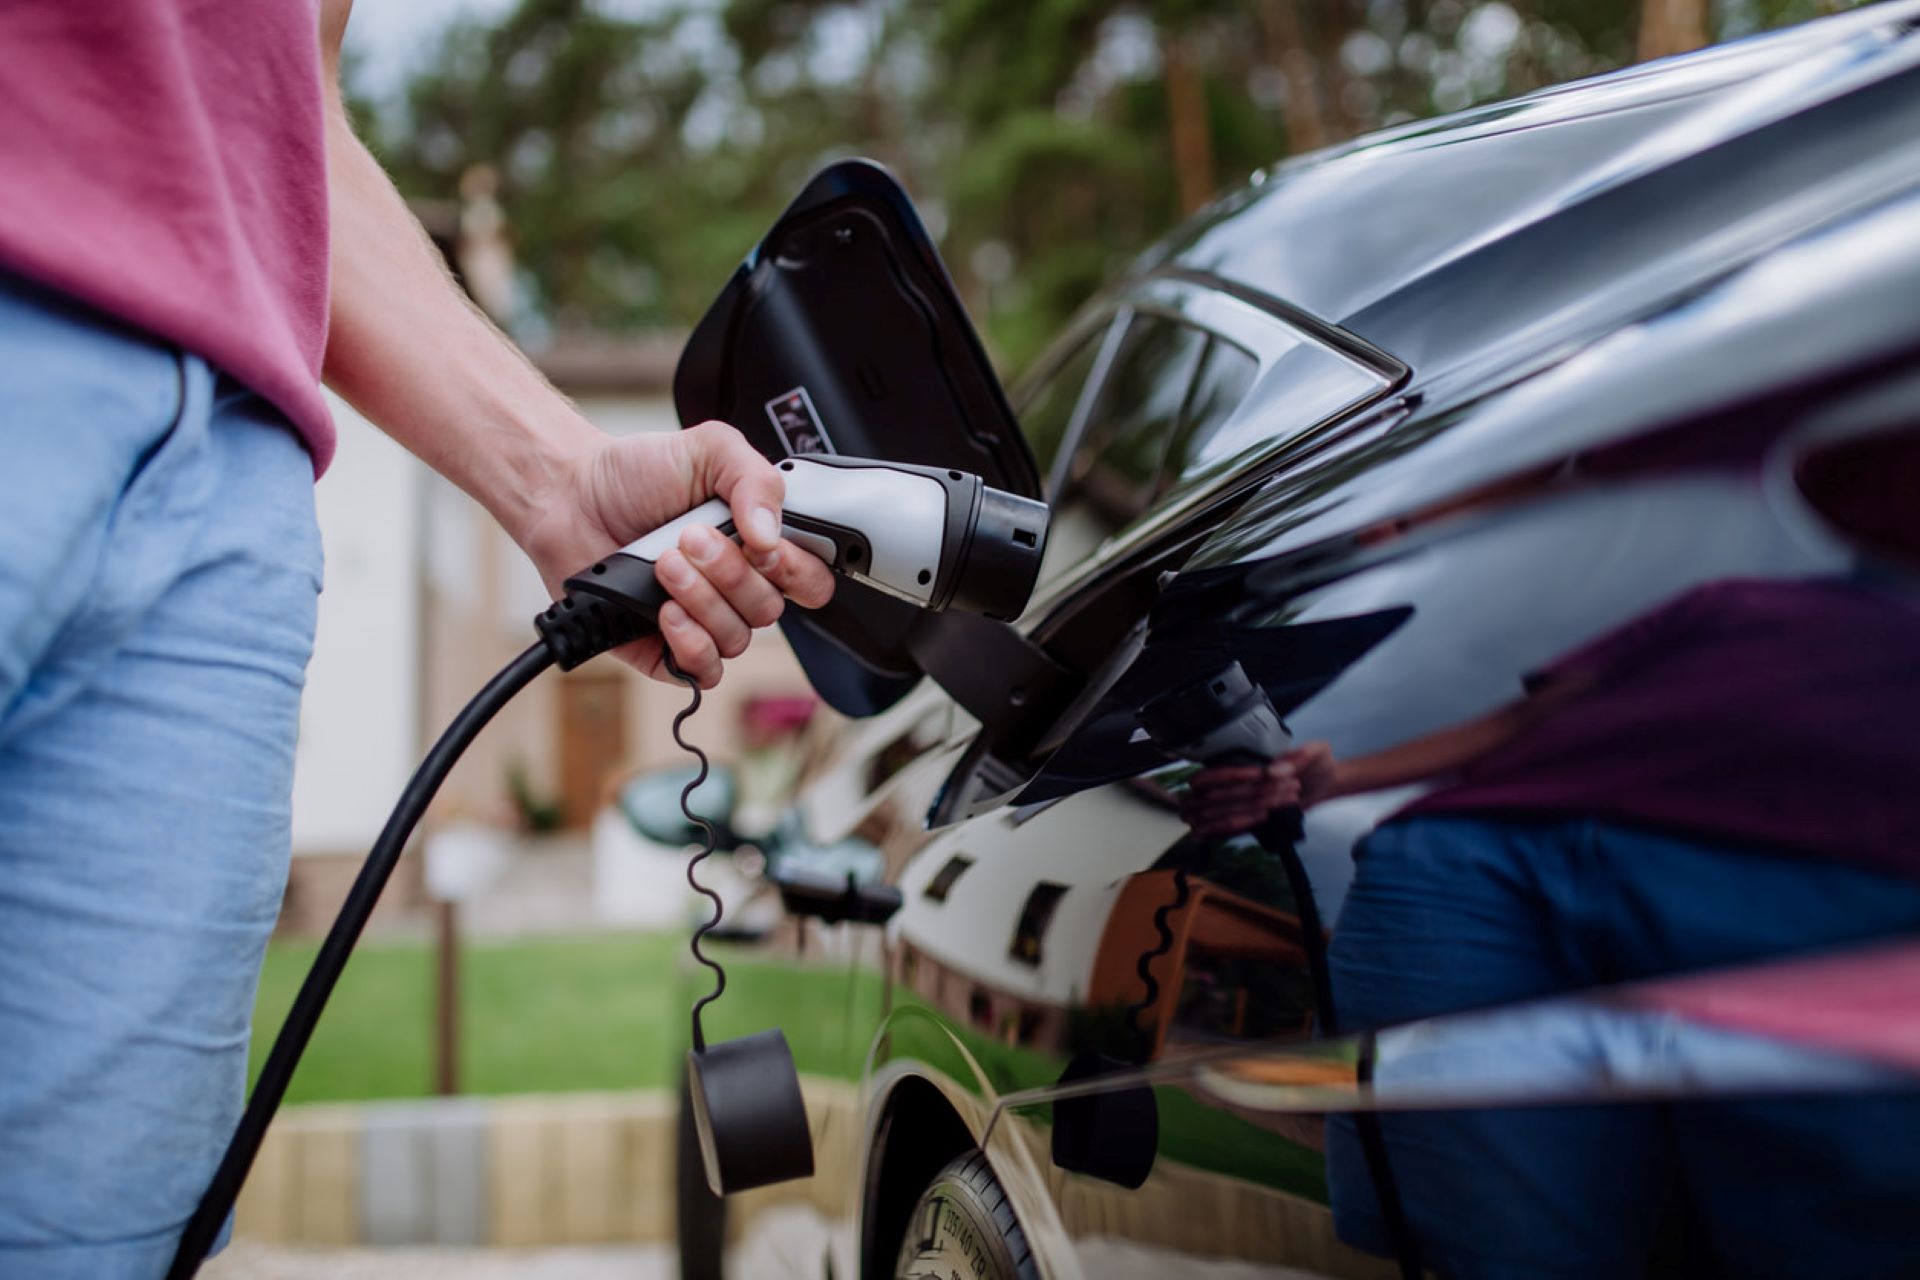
[676,1068,728,1280]
[893,1151,1040,1280]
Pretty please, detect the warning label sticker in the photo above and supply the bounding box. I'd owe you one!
[764,386,835,457]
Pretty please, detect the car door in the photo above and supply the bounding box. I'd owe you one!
[885,208,1920,1280]
[847,283,1411,1279]
[678,156,1920,1280]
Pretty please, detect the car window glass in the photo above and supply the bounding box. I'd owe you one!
[1013,330,1104,486]
[1039,316,1209,583]
[1159,337,1258,497]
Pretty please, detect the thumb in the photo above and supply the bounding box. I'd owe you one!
[680,420,785,553]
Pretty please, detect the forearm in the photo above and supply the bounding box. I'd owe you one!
[320,106,597,548]
[1324,702,1536,800]
[310,0,833,688]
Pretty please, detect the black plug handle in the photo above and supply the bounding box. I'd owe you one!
[535,553,673,670]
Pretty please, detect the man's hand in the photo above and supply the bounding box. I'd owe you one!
[1178,742,1338,840]
[318,10,828,686]
[517,421,835,687]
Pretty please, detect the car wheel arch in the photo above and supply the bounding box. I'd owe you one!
[858,1075,981,1279]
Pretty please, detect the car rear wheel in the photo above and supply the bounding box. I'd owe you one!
[892,1151,1040,1280]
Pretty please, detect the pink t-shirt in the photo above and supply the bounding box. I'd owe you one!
[0,2,335,473]
[1404,578,1920,878]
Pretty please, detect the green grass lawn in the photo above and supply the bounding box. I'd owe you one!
[250,932,882,1104]
[253,933,1323,1203]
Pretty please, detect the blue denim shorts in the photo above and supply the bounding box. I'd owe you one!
[0,273,321,1276]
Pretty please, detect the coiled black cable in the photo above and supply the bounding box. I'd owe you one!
[166,643,553,1279]
[1124,865,1192,1061]
[662,654,726,1054]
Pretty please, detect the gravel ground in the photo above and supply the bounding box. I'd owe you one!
[205,1242,676,1279]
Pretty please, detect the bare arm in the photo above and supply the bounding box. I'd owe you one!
[315,0,830,685]
[1308,700,1540,801]
[1182,675,1594,838]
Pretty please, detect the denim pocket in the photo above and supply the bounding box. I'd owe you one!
[71,355,219,640]
[0,279,193,727]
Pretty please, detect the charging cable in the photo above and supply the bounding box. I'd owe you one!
[662,654,727,1054]
[165,457,1051,1277]
[164,644,552,1276]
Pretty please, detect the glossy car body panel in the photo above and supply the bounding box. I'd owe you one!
[687,9,1920,1278]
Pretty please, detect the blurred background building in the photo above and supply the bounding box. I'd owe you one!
[286,190,811,922]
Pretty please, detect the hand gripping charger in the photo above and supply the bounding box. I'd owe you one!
[168,456,1049,1278]
[536,455,1046,670]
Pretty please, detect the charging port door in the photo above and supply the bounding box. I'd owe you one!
[674,159,1044,718]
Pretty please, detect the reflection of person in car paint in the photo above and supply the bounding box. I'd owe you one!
[1182,430,1920,1279]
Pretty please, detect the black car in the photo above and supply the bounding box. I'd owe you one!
[672,6,1920,1277]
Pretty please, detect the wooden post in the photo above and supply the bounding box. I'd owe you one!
[1638,0,1710,62]
[435,899,460,1096]
[1262,0,1330,155]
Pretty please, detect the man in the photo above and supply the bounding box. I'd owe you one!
[0,3,833,1273]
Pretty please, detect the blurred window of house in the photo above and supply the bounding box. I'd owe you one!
[924,854,975,903]
[1009,881,1070,966]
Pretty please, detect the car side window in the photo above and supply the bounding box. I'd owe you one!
[1039,315,1211,582]
[1012,329,1105,487]
[1158,336,1258,498]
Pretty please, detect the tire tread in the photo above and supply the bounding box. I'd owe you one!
[909,1151,1040,1280]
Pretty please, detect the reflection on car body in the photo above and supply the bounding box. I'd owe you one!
[673,6,1920,1278]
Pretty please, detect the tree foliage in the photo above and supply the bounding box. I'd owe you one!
[366,0,1870,369]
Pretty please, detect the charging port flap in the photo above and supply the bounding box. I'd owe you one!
[674,159,1045,718]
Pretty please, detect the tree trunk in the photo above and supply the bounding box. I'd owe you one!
[1164,36,1215,215]
[1262,0,1329,155]
[1306,0,1363,142]
[1638,0,1710,62]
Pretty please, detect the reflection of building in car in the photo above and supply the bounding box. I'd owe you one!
[1091,868,1311,1056]
[894,785,1317,1061]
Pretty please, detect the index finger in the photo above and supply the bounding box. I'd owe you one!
[679,420,786,553]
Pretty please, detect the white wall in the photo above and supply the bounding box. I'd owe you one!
[291,397,424,854]
[574,393,678,438]
[289,388,704,854]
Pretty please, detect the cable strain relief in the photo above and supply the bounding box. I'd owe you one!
[534,592,654,670]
